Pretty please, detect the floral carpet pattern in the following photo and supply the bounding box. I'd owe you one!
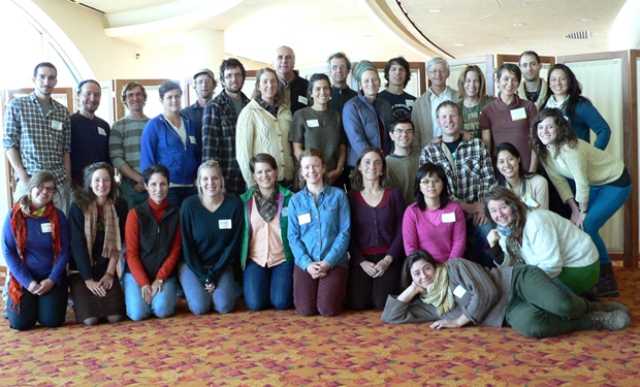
[1,267,639,386]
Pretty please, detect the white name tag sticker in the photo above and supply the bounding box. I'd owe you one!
[453,284,467,298]
[298,213,311,225]
[218,219,232,229]
[306,119,320,128]
[189,135,197,145]
[97,127,107,136]
[282,206,288,216]
[406,99,415,108]
[510,107,527,121]
[441,212,456,223]
[298,96,308,105]
[51,120,63,130]
[41,222,52,233]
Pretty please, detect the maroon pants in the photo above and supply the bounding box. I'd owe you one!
[293,265,347,316]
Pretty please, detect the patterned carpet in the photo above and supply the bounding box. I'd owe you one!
[0,267,639,386]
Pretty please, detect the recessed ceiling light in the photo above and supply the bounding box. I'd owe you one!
[454,43,464,47]
[579,17,592,23]
[428,9,441,13]
[513,22,525,27]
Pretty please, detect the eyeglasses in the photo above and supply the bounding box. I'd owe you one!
[38,185,57,193]
[394,129,414,135]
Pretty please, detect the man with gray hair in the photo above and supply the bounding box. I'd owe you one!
[274,45,308,113]
[412,57,459,150]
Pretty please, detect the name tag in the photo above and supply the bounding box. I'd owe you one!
[453,284,467,298]
[306,119,320,128]
[97,127,107,136]
[282,206,288,216]
[441,212,456,223]
[510,107,527,121]
[51,120,63,131]
[298,96,308,105]
[189,135,197,145]
[523,196,540,208]
[298,213,311,225]
[218,219,232,229]
[41,222,52,233]
[406,99,415,108]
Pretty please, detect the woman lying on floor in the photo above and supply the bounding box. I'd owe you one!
[381,250,630,338]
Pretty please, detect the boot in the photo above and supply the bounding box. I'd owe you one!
[595,263,619,297]
[587,310,630,331]
[589,300,629,314]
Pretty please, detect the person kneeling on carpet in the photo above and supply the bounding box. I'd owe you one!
[124,165,181,321]
[381,250,630,338]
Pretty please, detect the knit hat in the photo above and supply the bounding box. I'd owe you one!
[352,60,377,84]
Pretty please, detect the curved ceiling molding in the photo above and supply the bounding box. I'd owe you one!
[364,0,450,59]
[104,0,242,37]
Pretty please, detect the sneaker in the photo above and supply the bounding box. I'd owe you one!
[590,301,630,314]
[588,310,631,331]
[595,263,620,297]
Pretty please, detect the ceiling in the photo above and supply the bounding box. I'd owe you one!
[397,0,625,58]
[75,0,627,62]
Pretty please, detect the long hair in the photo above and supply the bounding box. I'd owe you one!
[252,67,284,106]
[350,148,388,191]
[414,163,450,210]
[401,250,438,289]
[73,162,118,211]
[495,142,533,186]
[542,64,588,119]
[531,108,578,162]
[483,186,529,258]
[457,65,488,100]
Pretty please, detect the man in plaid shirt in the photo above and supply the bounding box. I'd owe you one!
[3,62,71,213]
[419,101,496,266]
[202,58,250,195]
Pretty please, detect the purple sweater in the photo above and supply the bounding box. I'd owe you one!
[2,210,70,288]
[402,201,466,263]
[349,188,405,264]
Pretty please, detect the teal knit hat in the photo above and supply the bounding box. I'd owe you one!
[352,60,377,84]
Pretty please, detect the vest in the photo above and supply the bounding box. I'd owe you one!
[133,202,179,279]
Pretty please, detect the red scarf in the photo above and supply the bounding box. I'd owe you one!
[9,200,61,309]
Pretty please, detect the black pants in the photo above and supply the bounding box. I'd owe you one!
[347,254,401,310]
[7,280,68,331]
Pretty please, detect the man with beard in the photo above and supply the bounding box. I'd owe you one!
[517,50,547,110]
[183,68,216,133]
[201,58,251,195]
[70,79,111,187]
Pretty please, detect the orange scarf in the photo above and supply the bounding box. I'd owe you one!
[9,198,61,309]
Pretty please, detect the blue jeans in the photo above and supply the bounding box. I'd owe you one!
[243,260,293,311]
[123,273,177,321]
[583,183,631,264]
[178,264,239,315]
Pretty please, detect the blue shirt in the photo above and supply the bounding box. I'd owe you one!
[287,186,350,270]
[140,113,202,185]
[181,102,205,136]
[2,210,70,287]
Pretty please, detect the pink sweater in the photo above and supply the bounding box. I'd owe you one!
[402,201,467,263]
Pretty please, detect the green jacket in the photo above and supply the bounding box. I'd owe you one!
[239,185,293,270]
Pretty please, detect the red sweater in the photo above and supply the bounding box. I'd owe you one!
[125,199,181,286]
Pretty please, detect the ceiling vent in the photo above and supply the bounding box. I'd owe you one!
[565,30,591,40]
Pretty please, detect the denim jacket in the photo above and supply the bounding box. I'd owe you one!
[287,186,350,270]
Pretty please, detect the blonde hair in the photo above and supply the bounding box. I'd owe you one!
[196,160,224,196]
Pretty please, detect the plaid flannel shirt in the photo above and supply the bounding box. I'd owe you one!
[3,93,71,186]
[419,138,495,203]
[202,90,250,194]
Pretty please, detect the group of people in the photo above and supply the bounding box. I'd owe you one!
[1,47,631,338]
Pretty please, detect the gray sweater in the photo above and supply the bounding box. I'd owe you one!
[381,259,513,327]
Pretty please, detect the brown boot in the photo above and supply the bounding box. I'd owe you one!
[595,263,619,297]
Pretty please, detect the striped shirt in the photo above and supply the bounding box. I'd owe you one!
[109,116,149,174]
[3,93,71,185]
